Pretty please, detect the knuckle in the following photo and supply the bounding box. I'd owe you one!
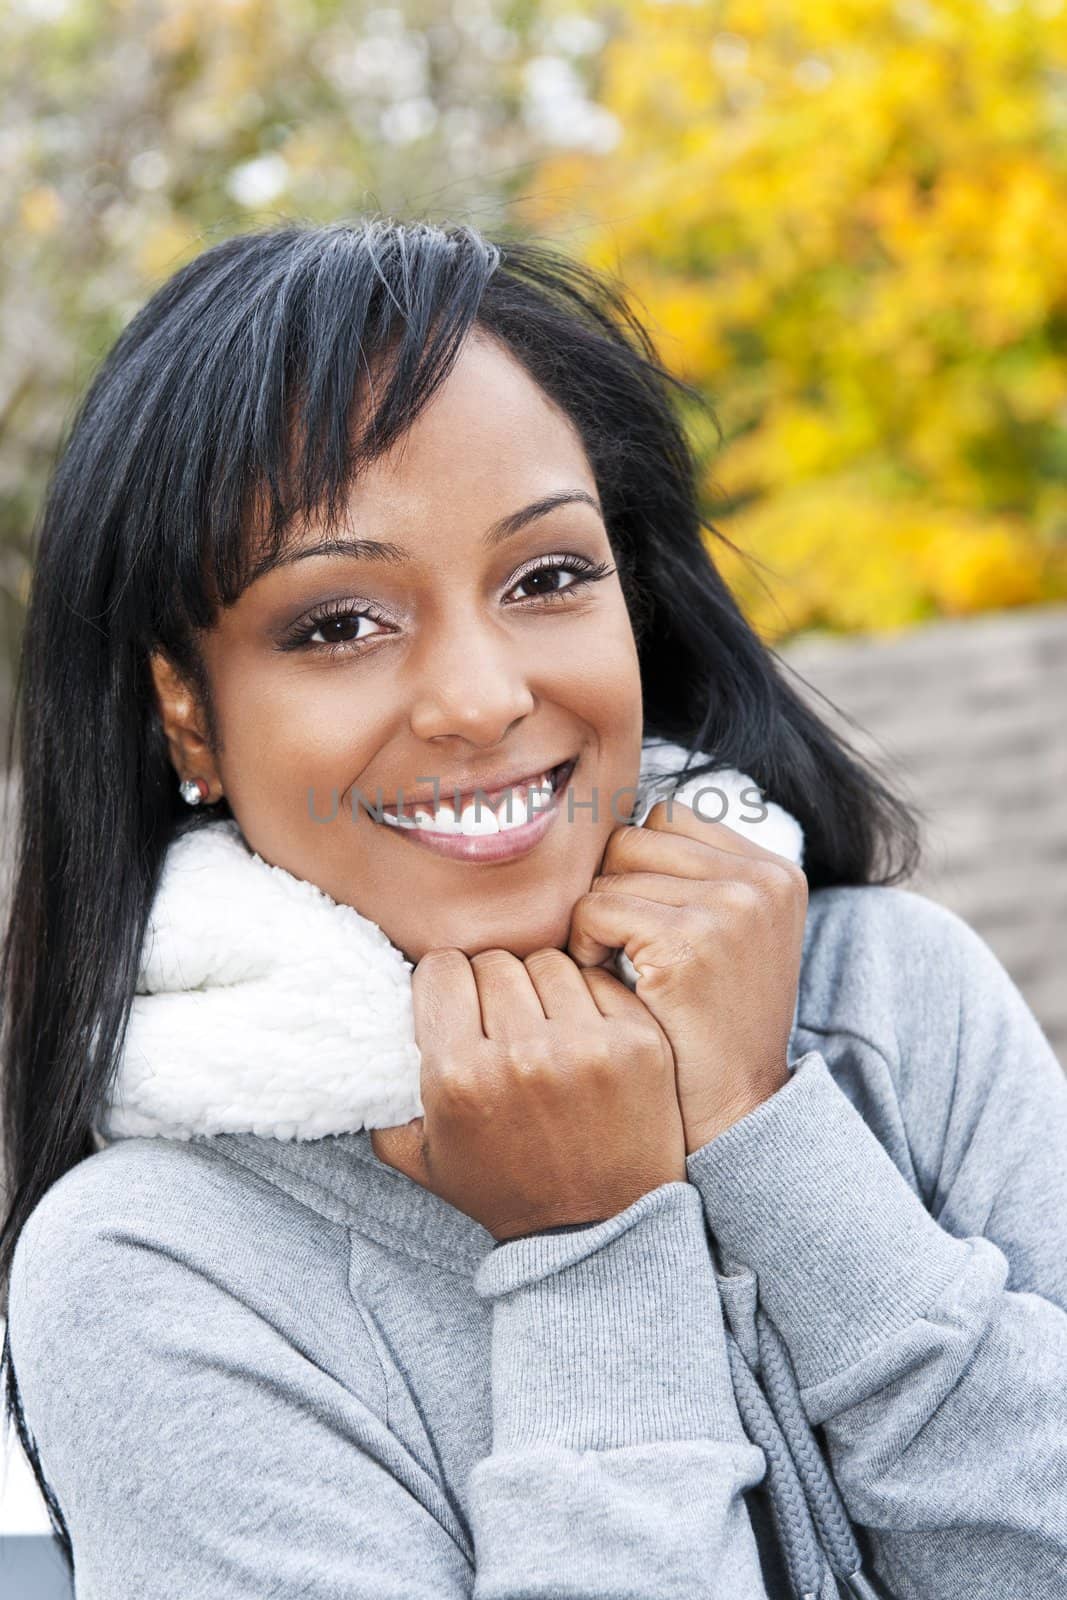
[418,946,468,965]
[412,954,472,1028]
[414,947,469,986]
[433,1065,483,1119]
[502,1036,555,1078]
[782,859,810,899]
[624,1013,662,1051]
[717,878,761,916]
[523,947,569,973]
[613,1013,671,1069]
[577,1033,613,1075]
[644,902,713,969]
[677,903,712,944]
[637,1006,670,1045]
[604,823,642,868]
[752,856,806,900]
[470,947,518,970]
[470,949,523,989]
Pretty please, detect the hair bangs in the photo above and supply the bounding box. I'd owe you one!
[178,221,501,628]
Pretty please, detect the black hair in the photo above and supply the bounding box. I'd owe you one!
[0,216,922,1573]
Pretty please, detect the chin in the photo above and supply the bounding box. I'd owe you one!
[401,900,576,967]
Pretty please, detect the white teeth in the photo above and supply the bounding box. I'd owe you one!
[496,792,528,830]
[430,803,458,833]
[459,801,499,835]
[380,767,564,835]
[380,814,415,831]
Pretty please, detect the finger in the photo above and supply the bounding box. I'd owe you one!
[604,814,791,880]
[592,865,734,910]
[520,947,605,1023]
[412,948,485,1048]
[567,888,679,973]
[600,824,737,888]
[579,962,670,1031]
[592,858,787,913]
[469,949,548,1040]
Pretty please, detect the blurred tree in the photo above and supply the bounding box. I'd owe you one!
[523,0,1067,639]
[5,0,1067,697]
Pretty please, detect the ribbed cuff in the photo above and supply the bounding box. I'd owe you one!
[685,1050,972,1390]
[492,1220,605,1247]
[472,1181,744,1452]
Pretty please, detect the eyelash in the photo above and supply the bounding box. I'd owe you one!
[276,554,617,658]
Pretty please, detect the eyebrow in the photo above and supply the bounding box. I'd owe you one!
[246,491,604,585]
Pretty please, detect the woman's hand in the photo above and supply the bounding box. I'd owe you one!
[566,801,808,1155]
[370,947,687,1242]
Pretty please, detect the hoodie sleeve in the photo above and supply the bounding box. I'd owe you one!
[6,1163,771,1599]
[469,1180,770,1597]
[684,890,1067,1600]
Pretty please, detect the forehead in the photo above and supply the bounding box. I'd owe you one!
[344,331,594,515]
[233,329,600,597]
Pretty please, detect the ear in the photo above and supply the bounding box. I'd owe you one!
[149,650,223,805]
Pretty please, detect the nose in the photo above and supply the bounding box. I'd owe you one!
[407,613,536,746]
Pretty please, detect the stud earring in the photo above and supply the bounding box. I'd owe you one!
[179,777,208,806]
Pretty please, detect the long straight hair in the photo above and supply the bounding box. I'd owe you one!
[0,217,921,1569]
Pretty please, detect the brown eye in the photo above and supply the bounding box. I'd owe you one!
[308,613,374,645]
[506,555,615,605]
[277,601,393,656]
[513,565,579,600]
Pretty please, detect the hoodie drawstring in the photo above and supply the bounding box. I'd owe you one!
[725,1309,887,1599]
[726,1330,827,1599]
[754,1310,865,1585]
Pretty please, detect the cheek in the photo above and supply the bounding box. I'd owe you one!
[542,597,642,716]
[212,661,389,821]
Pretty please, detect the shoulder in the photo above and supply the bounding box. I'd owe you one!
[801,879,986,987]
[4,1143,414,1578]
[7,1135,361,1413]
[10,1133,285,1289]
[798,881,1013,1053]
[795,881,1067,1220]
[8,1141,231,1343]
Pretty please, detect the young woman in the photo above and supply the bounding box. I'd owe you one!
[1,219,1065,1600]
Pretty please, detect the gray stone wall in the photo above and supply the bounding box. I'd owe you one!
[780,601,1067,1069]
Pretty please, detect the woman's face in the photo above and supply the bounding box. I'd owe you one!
[153,330,644,963]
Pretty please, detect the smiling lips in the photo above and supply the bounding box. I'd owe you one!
[375,756,579,863]
[378,758,574,836]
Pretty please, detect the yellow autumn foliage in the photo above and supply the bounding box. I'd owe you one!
[525,0,1067,639]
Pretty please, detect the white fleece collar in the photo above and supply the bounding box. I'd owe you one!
[96,739,805,1145]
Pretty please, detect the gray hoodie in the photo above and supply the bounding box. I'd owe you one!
[6,793,1067,1595]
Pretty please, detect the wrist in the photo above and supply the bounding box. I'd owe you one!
[683,1061,791,1154]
